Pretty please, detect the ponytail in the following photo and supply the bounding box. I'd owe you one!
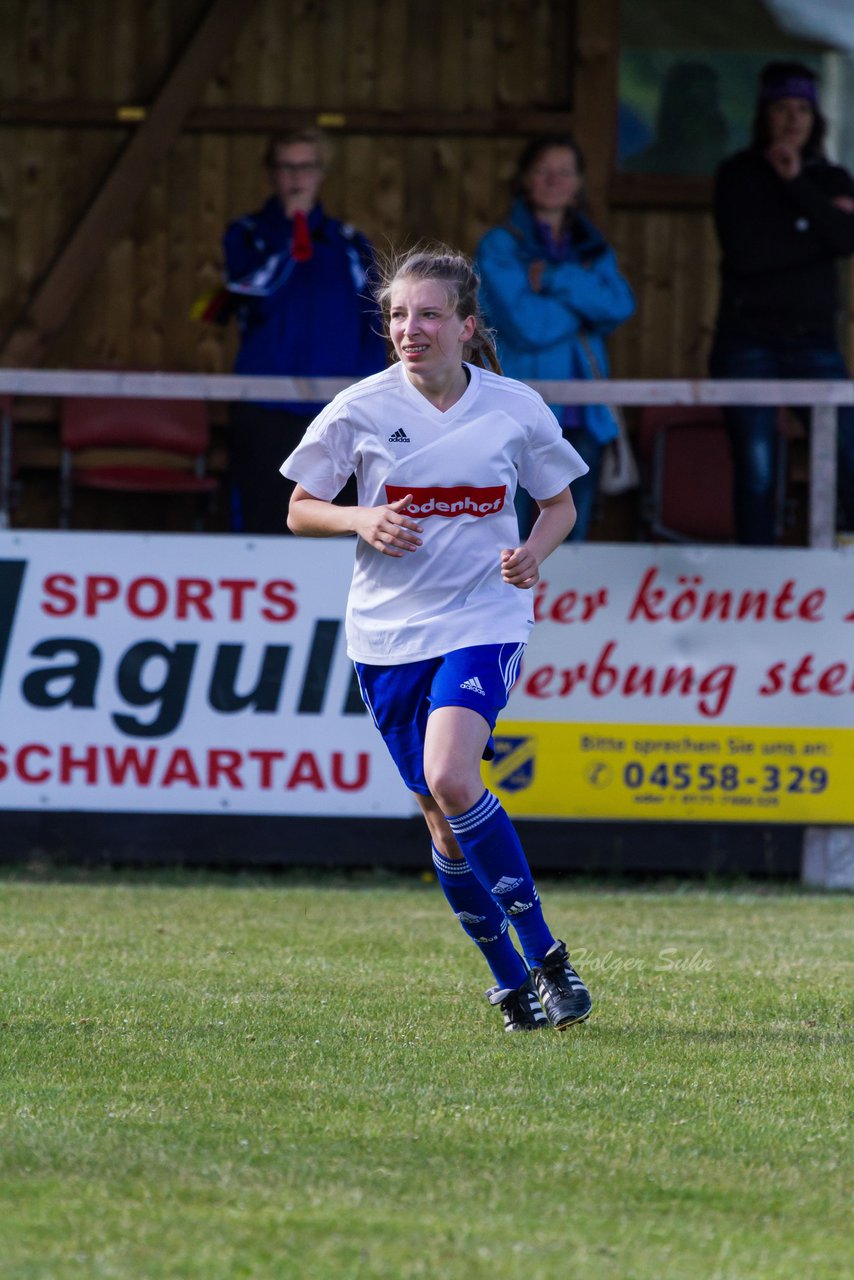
[467,327,502,374]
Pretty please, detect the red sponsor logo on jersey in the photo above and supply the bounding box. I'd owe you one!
[386,484,507,518]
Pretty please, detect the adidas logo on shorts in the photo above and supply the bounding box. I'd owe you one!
[388,428,410,443]
[459,675,485,696]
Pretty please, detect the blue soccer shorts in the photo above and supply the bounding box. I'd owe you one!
[354,642,526,796]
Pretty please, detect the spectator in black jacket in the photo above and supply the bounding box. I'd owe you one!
[710,61,854,544]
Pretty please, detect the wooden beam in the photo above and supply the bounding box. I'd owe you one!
[0,0,256,368]
[611,173,714,210]
[572,0,621,231]
[0,101,575,138]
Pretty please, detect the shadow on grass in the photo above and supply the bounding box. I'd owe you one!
[0,861,418,892]
[0,860,836,897]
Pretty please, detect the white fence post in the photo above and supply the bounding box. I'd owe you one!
[808,403,837,550]
[803,403,854,887]
[802,829,854,890]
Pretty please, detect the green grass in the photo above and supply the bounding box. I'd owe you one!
[0,869,851,1279]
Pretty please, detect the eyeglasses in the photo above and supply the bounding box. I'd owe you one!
[529,167,578,180]
[270,162,323,174]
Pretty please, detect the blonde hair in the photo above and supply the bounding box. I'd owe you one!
[375,246,502,374]
[264,127,332,171]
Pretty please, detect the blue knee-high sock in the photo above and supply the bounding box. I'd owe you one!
[431,847,528,991]
[445,790,555,968]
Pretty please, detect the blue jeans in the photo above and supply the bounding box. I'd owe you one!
[709,336,854,545]
[514,426,603,542]
[564,427,603,542]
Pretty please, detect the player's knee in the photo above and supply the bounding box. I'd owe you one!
[425,760,480,816]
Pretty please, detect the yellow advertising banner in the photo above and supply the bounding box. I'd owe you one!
[486,723,854,823]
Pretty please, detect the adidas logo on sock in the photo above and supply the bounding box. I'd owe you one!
[457,911,486,924]
[507,899,533,915]
[492,875,523,895]
[388,428,411,443]
[459,675,485,695]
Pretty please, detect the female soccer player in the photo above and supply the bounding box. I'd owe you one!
[282,247,592,1032]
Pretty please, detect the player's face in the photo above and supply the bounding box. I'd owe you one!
[766,97,814,151]
[388,279,475,379]
[524,145,583,217]
[268,141,325,215]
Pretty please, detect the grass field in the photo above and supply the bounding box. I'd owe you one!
[0,869,851,1280]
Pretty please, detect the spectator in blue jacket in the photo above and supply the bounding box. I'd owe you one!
[223,129,387,533]
[475,135,635,539]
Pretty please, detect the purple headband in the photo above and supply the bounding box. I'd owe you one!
[760,76,818,106]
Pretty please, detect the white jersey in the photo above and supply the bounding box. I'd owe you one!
[281,362,587,665]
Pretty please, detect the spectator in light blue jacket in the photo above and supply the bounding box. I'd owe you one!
[475,135,635,539]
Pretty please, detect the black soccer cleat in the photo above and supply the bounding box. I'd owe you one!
[531,940,592,1029]
[486,976,549,1032]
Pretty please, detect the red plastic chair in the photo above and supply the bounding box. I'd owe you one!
[59,396,218,529]
[637,406,737,543]
[637,405,789,543]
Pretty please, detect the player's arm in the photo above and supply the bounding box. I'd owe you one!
[501,487,576,588]
[288,484,423,556]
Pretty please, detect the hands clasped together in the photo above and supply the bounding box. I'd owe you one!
[353,493,539,588]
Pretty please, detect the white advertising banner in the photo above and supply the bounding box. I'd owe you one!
[1,533,852,822]
[0,531,411,816]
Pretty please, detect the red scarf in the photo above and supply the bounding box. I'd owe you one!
[291,210,313,262]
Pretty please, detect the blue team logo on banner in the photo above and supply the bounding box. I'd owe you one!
[489,736,536,792]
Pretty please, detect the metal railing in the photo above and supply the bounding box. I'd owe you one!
[0,370,850,547]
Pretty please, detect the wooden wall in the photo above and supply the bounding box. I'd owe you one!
[0,0,576,377]
[1,0,849,384]
[609,211,854,379]
[3,0,849,539]
[610,207,721,378]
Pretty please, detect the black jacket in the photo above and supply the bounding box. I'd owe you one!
[714,147,854,341]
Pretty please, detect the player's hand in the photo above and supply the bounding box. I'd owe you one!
[765,143,801,181]
[501,545,539,589]
[354,494,423,556]
[832,195,854,214]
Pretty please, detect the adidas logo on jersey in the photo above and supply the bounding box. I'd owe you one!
[388,428,410,443]
[459,676,486,696]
